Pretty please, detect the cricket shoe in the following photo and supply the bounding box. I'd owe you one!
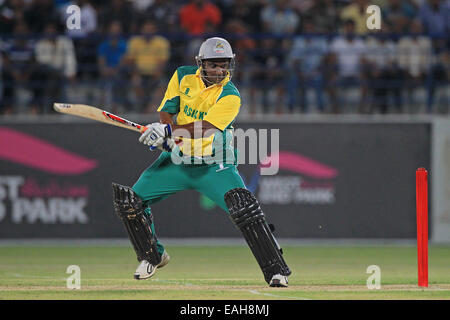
[134,250,170,280]
[269,274,288,287]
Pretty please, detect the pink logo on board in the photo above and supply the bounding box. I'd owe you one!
[0,127,96,224]
[261,151,338,179]
[0,127,97,175]
[258,151,338,205]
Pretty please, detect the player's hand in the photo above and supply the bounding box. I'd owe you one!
[139,122,172,146]
[152,137,176,152]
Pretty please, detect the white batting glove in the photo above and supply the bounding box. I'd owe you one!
[154,137,176,152]
[139,123,158,144]
[139,122,172,146]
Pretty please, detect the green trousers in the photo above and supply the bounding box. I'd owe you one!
[132,151,246,255]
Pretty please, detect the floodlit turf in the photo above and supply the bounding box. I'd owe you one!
[0,245,449,300]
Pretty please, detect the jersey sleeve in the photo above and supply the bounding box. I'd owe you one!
[204,94,241,131]
[157,70,180,114]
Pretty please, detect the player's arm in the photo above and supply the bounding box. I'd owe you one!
[171,120,217,138]
[148,117,217,141]
[162,93,240,140]
[142,91,240,146]
[159,111,175,125]
[160,90,240,138]
[154,113,216,152]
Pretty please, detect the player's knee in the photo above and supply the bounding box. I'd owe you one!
[112,183,143,218]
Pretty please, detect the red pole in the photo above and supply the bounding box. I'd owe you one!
[416,168,428,287]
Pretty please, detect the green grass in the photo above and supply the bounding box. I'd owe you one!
[0,245,449,300]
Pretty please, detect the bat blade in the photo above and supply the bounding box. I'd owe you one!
[53,103,146,133]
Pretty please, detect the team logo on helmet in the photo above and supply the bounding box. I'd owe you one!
[213,41,225,54]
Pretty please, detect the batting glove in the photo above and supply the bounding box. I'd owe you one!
[152,137,176,152]
[139,122,172,146]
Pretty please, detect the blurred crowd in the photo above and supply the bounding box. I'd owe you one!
[0,0,449,116]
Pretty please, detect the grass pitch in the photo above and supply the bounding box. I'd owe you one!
[0,244,449,300]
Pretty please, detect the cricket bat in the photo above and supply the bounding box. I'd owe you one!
[53,103,148,133]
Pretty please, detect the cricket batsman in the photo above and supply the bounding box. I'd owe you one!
[112,37,291,287]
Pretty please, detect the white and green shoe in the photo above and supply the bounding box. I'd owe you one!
[134,250,170,280]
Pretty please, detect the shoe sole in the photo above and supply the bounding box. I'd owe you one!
[134,268,156,280]
[134,274,154,280]
[134,254,170,280]
[269,279,288,288]
[134,264,158,280]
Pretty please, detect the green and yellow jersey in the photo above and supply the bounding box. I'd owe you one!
[157,66,241,162]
